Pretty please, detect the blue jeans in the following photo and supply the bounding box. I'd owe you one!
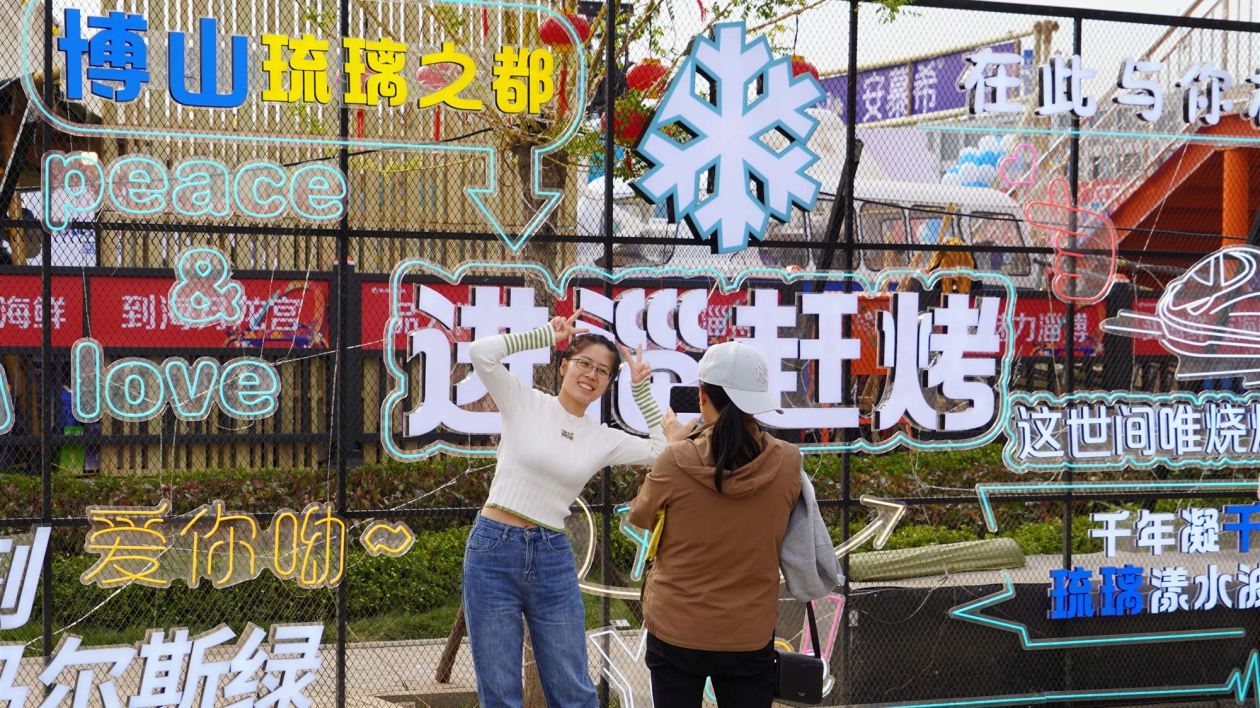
[462,514,598,708]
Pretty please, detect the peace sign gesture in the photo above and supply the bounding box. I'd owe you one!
[618,343,653,385]
[550,308,590,343]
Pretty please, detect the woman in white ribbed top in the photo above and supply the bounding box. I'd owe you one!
[462,310,692,708]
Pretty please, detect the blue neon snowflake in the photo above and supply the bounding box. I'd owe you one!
[634,22,824,253]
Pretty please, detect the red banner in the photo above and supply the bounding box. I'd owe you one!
[1131,297,1172,356]
[89,277,330,348]
[361,282,464,351]
[0,275,84,346]
[1002,298,1107,358]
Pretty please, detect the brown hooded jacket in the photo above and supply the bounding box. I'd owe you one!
[627,422,802,652]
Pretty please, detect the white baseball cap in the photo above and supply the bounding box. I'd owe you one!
[697,341,782,415]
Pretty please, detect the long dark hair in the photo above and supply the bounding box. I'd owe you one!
[701,382,762,493]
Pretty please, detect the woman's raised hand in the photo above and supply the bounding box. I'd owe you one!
[550,309,590,342]
[618,343,653,385]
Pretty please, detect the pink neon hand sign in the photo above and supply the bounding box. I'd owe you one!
[1024,178,1119,305]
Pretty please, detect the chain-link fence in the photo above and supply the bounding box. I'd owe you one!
[2,0,1260,705]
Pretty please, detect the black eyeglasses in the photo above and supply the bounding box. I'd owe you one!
[566,357,614,381]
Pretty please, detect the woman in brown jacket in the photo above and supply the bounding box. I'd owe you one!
[628,341,802,708]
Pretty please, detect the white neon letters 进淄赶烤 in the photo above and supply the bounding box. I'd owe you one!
[378,260,1018,460]
[70,338,280,423]
[40,151,346,232]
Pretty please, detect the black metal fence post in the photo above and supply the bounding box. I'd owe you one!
[336,0,352,697]
[1103,281,1134,392]
[839,1,858,700]
[40,0,54,666]
[1062,14,1083,574]
[599,1,618,705]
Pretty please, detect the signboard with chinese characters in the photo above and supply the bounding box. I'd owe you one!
[21,0,589,248]
[819,42,1022,124]
[955,50,1260,128]
[1005,391,1260,472]
[633,23,824,253]
[1047,508,1260,619]
[41,6,563,115]
[0,622,326,708]
[378,260,1018,459]
[82,501,345,590]
[90,276,330,348]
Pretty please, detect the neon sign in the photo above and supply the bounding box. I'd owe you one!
[1104,245,1260,386]
[167,247,246,328]
[633,22,824,253]
[951,571,1244,650]
[41,152,347,232]
[22,0,588,250]
[71,338,281,423]
[1004,389,1260,472]
[0,622,325,707]
[377,260,1018,460]
[55,8,556,115]
[82,500,345,590]
[1024,177,1118,306]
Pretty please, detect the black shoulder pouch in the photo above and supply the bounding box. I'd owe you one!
[773,601,826,704]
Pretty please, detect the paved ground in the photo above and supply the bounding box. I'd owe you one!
[2,634,642,708]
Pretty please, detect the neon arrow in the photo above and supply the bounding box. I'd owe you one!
[949,571,1245,650]
[465,153,568,253]
[587,628,650,708]
[835,495,907,558]
[844,648,1260,708]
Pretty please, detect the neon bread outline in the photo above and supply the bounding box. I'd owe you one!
[1103,246,1260,385]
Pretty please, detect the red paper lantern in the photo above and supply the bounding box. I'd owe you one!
[602,106,650,144]
[540,16,590,117]
[791,55,819,83]
[415,66,454,141]
[539,15,592,51]
[627,59,669,97]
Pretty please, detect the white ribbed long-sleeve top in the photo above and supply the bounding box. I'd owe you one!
[470,324,666,531]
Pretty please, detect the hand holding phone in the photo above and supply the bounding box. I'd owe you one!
[668,385,700,414]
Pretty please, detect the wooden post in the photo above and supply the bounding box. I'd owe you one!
[523,628,546,708]
[435,602,467,683]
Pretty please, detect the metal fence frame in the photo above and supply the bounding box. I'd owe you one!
[3,0,1260,705]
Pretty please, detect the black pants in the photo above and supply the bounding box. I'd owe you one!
[645,632,775,708]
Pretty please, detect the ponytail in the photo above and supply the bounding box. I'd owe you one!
[701,382,762,493]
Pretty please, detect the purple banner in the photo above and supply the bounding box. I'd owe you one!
[819,42,1018,124]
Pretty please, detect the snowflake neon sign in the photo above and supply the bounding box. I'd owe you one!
[633,22,824,254]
